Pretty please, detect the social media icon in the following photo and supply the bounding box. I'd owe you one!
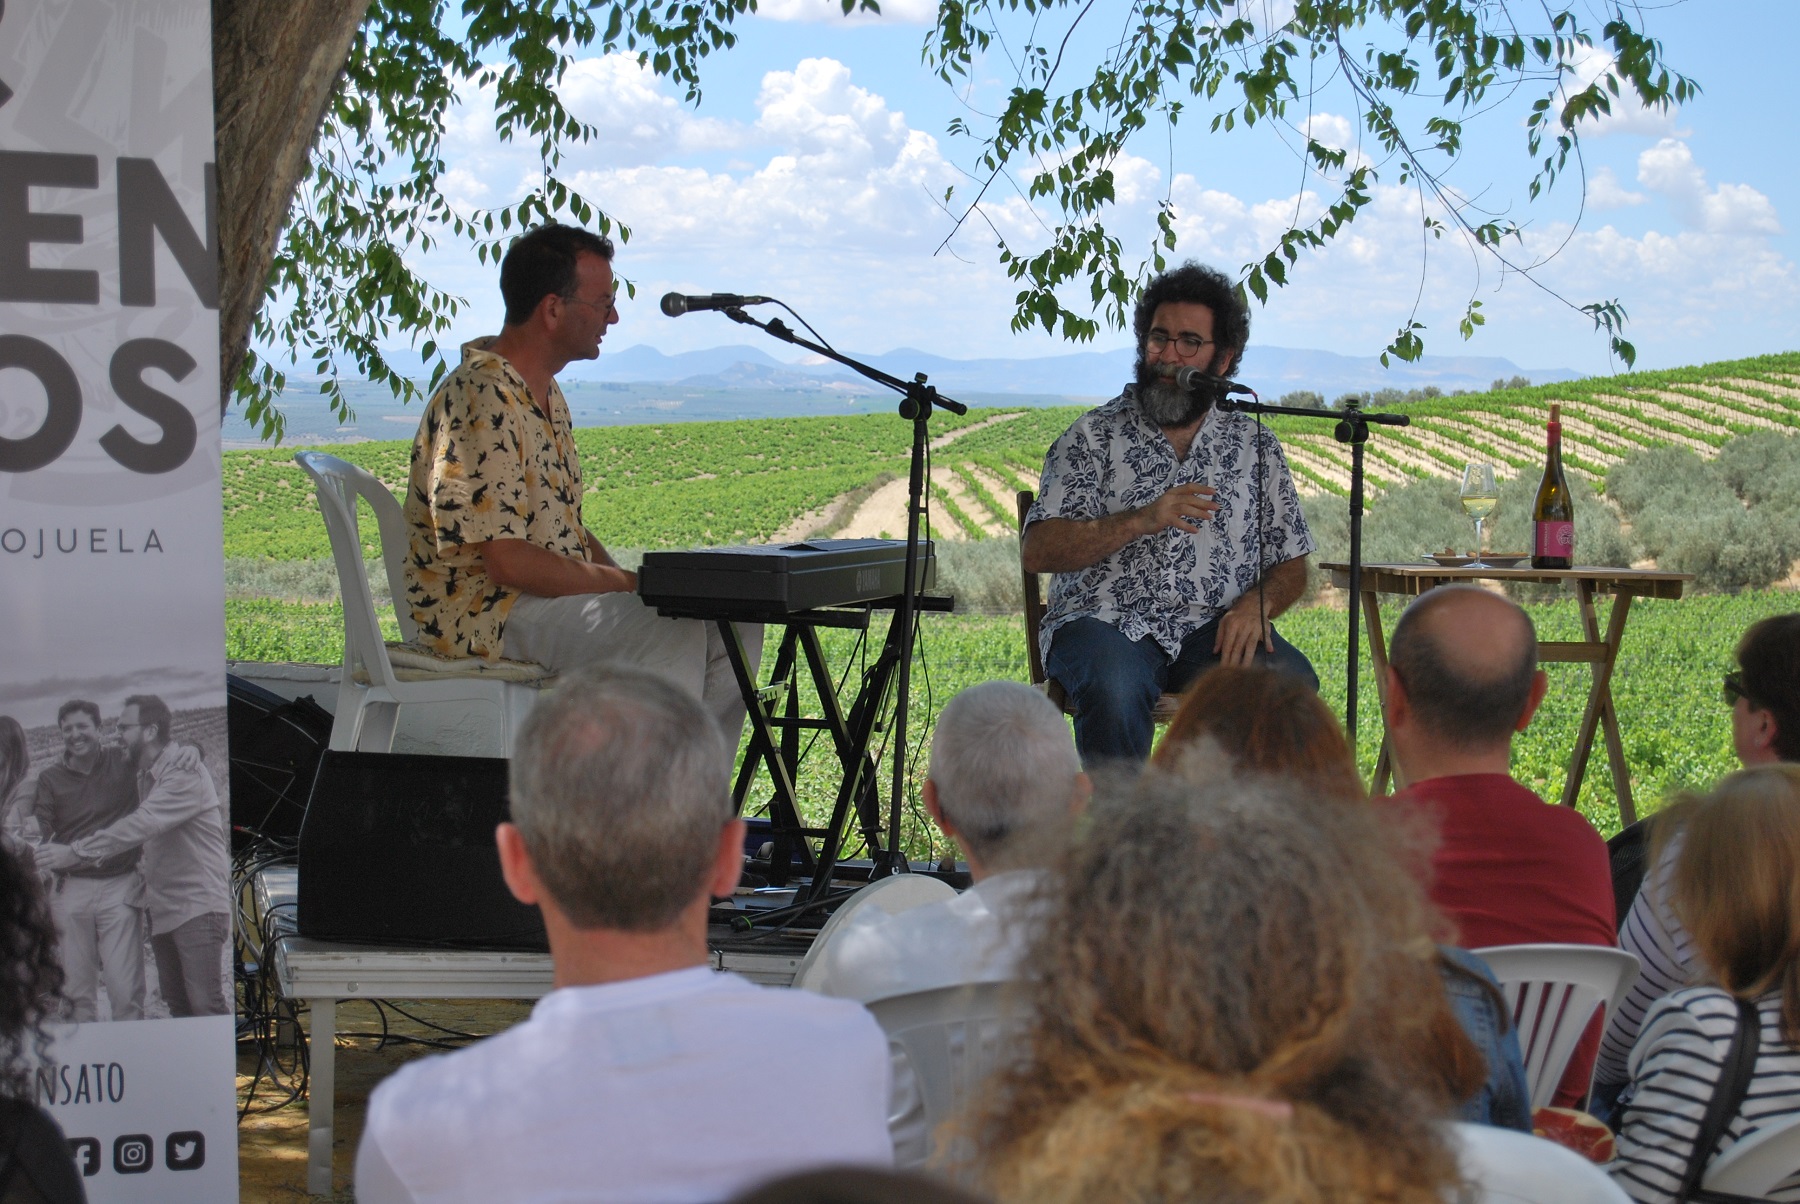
[114,1134,154,1174]
[66,1137,100,1178]
[166,1130,205,1171]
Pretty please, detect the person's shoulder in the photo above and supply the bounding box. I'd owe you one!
[709,974,887,1046]
[366,1020,538,1135]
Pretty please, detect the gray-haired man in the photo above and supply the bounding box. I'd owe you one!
[355,666,893,1204]
[815,680,1090,1002]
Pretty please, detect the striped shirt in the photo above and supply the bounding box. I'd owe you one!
[1597,836,1699,1087]
[1608,987,1800,1202]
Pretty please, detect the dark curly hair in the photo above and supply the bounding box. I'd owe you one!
[1132,261,1251,377]
[0,841,65,1101]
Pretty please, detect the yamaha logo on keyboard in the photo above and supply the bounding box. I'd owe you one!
[856,567,881,593]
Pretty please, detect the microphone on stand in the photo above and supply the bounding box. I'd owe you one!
[660,292,773,317]
[1174,367,1256,408]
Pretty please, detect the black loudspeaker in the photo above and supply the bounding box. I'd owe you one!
[227,675,333,853]
[297,751,547,950]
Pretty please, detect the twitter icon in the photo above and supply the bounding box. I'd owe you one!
[166,1131,205,1171]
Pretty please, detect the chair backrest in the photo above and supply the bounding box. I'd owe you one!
[793,873,957,993]
[1704,1112,1800,1194]
[1472,944,1642,1109]
[294,451,416,685]
[868,981,1019,1163]
[1449,1121,1632,1203]
[1016,490,1047,687]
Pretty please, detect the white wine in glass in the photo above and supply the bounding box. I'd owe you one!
[1461,462,1498,568]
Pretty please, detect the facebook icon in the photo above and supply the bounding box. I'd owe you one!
[66,1137,100,1178]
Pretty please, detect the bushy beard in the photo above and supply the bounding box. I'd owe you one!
[1134,354,1209,428]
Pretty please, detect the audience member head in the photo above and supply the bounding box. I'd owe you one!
[732,1168,991,1204]
[958,768,1474,1203]
[0,841,64,1101]
[1385,585,1546,780]
[502,665,738,944]
[0,716,26,806]
[925,682,1086,877]
[1671,763,1800,1046]
[1152,666,1364,802]
[1729,614,1800,765]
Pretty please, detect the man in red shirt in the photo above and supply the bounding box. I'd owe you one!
[1384,585,1615,1108]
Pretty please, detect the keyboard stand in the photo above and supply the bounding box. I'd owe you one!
[647,594,955,903]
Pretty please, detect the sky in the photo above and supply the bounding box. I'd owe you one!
[404,0,1799,380]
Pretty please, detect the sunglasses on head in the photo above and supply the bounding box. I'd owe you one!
[1723,671,1757,709]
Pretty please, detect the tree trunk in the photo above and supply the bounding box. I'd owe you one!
[212,0,370,414]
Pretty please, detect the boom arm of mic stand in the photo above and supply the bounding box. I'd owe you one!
[721,307,968,416]
[1214,397,1410,426]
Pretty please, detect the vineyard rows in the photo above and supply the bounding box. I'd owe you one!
[224,352,1800,557]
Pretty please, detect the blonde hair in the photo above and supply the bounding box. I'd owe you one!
[1672,763,1800,1045]
[952,767,1472,1203]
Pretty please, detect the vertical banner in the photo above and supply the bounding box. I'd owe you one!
[0,0,238,1200]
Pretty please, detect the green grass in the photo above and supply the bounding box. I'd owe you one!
[228,590,1798,848]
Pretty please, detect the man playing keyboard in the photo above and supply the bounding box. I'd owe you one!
[402,223,761,756]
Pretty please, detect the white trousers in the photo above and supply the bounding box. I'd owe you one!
[502,592,764,758]
[51,872,146,1022]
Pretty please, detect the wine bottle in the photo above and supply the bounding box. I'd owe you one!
[1532,402,1574,569]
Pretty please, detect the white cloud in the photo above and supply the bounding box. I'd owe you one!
[1637,138,1781,234]
[1587,165,1646,210]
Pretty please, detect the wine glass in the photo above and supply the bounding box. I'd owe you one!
[1460,462,1498,569]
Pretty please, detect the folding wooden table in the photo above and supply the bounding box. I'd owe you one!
[1322,563,1691,825]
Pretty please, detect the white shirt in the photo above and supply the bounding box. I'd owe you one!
[355,966,893,1204]
[813,871,1042,1004]
[1027,392,1314,662]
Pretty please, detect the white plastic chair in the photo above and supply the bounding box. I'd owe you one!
[1472,944,1641,1109]
[1705,1113,1800,1195]
[294,451,552,755]
[1449,1122,1631,1203]
[869,981,1019,1168]
[792,873,956,993]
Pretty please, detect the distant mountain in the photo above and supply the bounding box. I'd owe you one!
[622,342,1581,399]
[353,341,1581,400]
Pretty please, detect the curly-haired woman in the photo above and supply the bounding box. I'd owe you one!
[954,767,1481,1203]
[0,832,82,1202]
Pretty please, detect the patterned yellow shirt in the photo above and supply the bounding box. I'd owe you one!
[404,339,589,660]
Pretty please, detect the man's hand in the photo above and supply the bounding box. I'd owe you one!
[1214,593,1275,667]
[34,844,80,873]
[1140,483,1218,535]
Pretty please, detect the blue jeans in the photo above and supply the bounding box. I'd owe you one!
[1045,615,1319,765]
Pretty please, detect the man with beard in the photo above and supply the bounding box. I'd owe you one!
[71,695,231,1017]
[1022,262,1317,764]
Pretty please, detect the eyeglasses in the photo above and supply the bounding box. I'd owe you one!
[1145,330,1214,357]
[561,292,616,316]
[1723,671,1757,708]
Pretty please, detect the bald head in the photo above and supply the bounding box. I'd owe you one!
[1389,586,1539,749]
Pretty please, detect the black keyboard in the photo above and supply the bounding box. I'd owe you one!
[637,539,936,617]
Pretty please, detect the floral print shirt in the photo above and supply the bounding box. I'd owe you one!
[1026,389,1314,660]
[404,339,589,660]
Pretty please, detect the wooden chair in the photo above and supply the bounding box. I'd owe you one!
[1015,490,1182,722]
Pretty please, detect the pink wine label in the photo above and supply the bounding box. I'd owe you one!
[1535,520,1574,558]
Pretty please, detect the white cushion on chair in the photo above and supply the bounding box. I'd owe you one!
[368,643,554,684]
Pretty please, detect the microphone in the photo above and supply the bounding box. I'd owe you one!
[660,292,772,317]
[1173,367,1254,400]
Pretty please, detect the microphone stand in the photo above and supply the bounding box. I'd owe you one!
[1212,394,1409,748]
[720,306,967,879]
